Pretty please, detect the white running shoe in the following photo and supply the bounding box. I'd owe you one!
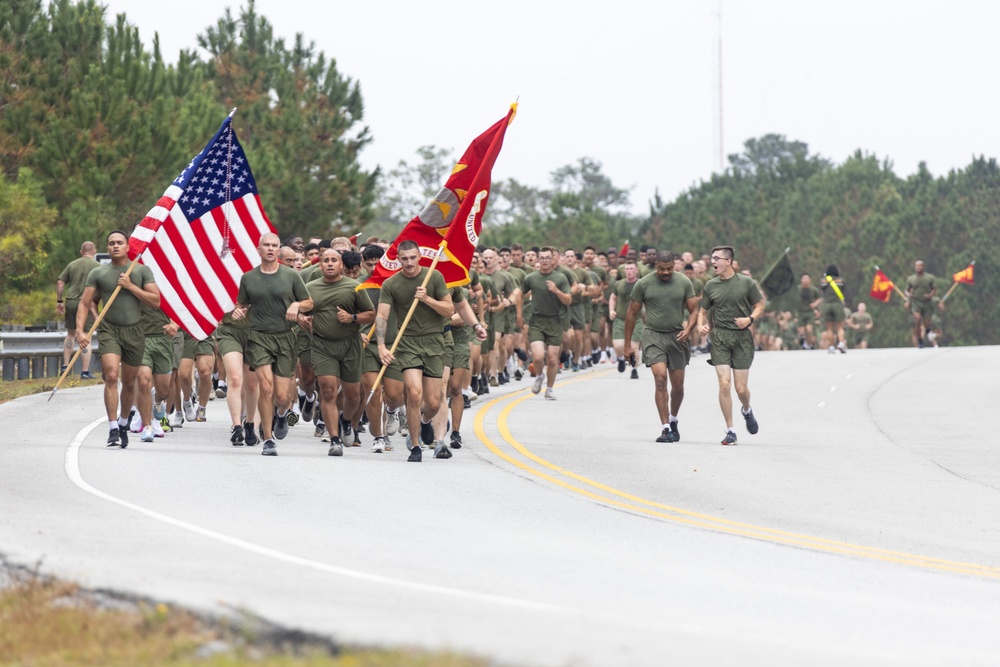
[544,387,556,401]
[532,371,545,395]
[183,400,197,422]
[153,400,167,420]
[151,420,165,438]
[385,408,399,436]
[463,388,478,402]
[168,411,184,429]
[140,425,154,442]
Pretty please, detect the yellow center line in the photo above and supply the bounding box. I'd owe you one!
[473,371,1000,580]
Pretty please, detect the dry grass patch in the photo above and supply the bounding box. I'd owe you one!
[0,375,104,405]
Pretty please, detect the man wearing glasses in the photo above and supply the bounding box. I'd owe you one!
[699,246,764,446]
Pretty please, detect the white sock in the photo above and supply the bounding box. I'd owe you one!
[741,406,751,415]
[306,392,316,401]
[662,423,671,430]
[728,427,737,434]
[277,409,287,418]
[117,416,128,428]
[669,415,677,424]
[297,387,306,397]
[218,380,227,388]
[110,419,118,429]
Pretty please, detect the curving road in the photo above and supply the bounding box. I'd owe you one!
[2,346,999,666]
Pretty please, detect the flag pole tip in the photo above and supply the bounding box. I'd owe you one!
[228,107,237,117]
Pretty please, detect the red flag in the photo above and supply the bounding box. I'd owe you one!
[869,269,895,303]
[953,262,975,285]
[128,112,275,340]
[359,105,516,290]
[349,233,360,246]
[619,241,629,257]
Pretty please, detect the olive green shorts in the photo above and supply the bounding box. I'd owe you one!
[445,326,472,370]
[569,303,587,331]
[311,334,362,383]
[528,316,564,348]
[247,329,299,379]
[497,308,514,335]
[708,327,755,370]
[911,300,934,321]
[65,299,94,333]
[522,300,533,324]
[854,331,870,346]
[394,332,446,378]
[362,341,403,382]
[820,301,845,323]
[612,318,643,341]
[590,307,604,334]
[216,323,252,358]
[641,329,691,371]
[182,331,215,359]
[296,327,312,365]
[97,321,146,367]
[141,334,175,375]
[483,313,496,354]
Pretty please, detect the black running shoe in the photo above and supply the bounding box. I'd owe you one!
[433,440,453,459]
[286,410,299,427]
[261,439,277,456]
[470,376,480,394]
[463,395,471,409]
[514,368,523,381]
[107,427,121,447]
[618,357,626,373]
[302,396,315,423]
[670,421,680,443]
[356,420,366,434]
[721,431,738,446]
[314,421,326,438]
[298,392,307,413]
[230,425,245,446]
[655,427,675,443]
[327,436,344,457]
[407,446,422,462]
[340,416,352,439]
[274,413,289,440]
[450,431,463,449]
[243,421,258,446]
[743,408,759,435]
[630,368,639,379]
[420,420,435,446]
[80,371,94,380]
[351,430,361,447]
[118,427,128,449]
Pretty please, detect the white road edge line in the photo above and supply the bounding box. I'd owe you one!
[64,417,569,615]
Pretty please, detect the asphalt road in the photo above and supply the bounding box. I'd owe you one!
[2,346,999,666]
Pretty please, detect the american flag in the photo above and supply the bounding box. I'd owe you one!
[128,112,275,340]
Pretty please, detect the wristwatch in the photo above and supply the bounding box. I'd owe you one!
[748,316,755,324]
[352,313,357,322]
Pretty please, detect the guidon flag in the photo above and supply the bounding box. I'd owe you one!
[869,268,895,303]
[128,111,275,340]
[953,261,975,285]
[359,104,517,290]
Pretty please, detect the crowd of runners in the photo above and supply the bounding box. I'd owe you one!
[57,232,943,457]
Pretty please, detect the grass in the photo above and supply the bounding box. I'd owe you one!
[0,565,495,667]
[0,375,104,404]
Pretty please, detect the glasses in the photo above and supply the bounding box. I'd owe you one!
[710,255,731,262]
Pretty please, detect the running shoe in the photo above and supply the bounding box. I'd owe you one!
[489,375,499,387]
[140,425,154,443]
[630,368,639,380]
[463,395,471,409]
[514,368,523,381]
[384,408,400,436]
[470,376,480,394]
[340,416,352,439]
[183,400,197,422]
[274,412,289,440]
[243,421,258,446]
[618,357,626,373]
[327,436,344,457]
[80,371,94,380]
[450,431,463,449]
[261,439,277,456]
[118,427,128,448]
[420,420,435,446]
[433,440,453,459]
[169,411,184,429]
[356,419,367,434]
[153,400,167,421]
[216,383,227,399]
[286,410,299,427]
[350,430,362,447]
[129,409,142,433]
[671,421,681,442]
[837,341,847,354]
[655,427,675,443]
[196,406,207,422]
[721,431,738,446]
[532,373,545,395]
[152,420,166,438]
[571,363,579,372]
[544,388,556,401]
[302,395,315,423]
[314,420,326,438]
[827,346,836,354]
[743,408,759,434]
[372,436,388,454]
[107,427,121,447]
[407,446,422,462]
[230,424,245,446]
[297,392,307,414]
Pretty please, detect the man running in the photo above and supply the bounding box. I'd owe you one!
[77,230,160,448]
[623,251,699,444]
[905,260,937,348]
[517,246,572,400]
[232,233,313,456]
[376,240,453,462]
[608,260,643,378]
[57,242,101,379]
[699,246,764,446]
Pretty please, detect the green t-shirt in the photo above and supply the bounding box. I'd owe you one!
[820,277,845,304]
[587,264,608,287]
[613,279,640,322]
[630,271,696,333]
[59,256,102,301]
[379,267,449,336]
[522,270,570,318]
[301,262,324,284]
[307,276,373,340]
[141,303,171,336]
[450,286,468,328]
[906,273,936,301]
[236,264,310,334]
[850,311,873,329]
[799,285,821,311]
[571,266,593,304]
[553,265,578,296]
[701,273,763,331]
[361,285,396,343]
[506,266,527,289]
[85,262,156,327]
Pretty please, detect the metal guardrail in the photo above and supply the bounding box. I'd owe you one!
[0,331,100,381]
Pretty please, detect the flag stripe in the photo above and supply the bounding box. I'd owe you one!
[141,252,210,340]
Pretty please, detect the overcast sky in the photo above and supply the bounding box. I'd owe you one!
[102,0,1000,215]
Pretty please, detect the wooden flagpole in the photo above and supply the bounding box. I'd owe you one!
[48,255,143,401]
[364,242,448,407]
[940,260,974,304]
